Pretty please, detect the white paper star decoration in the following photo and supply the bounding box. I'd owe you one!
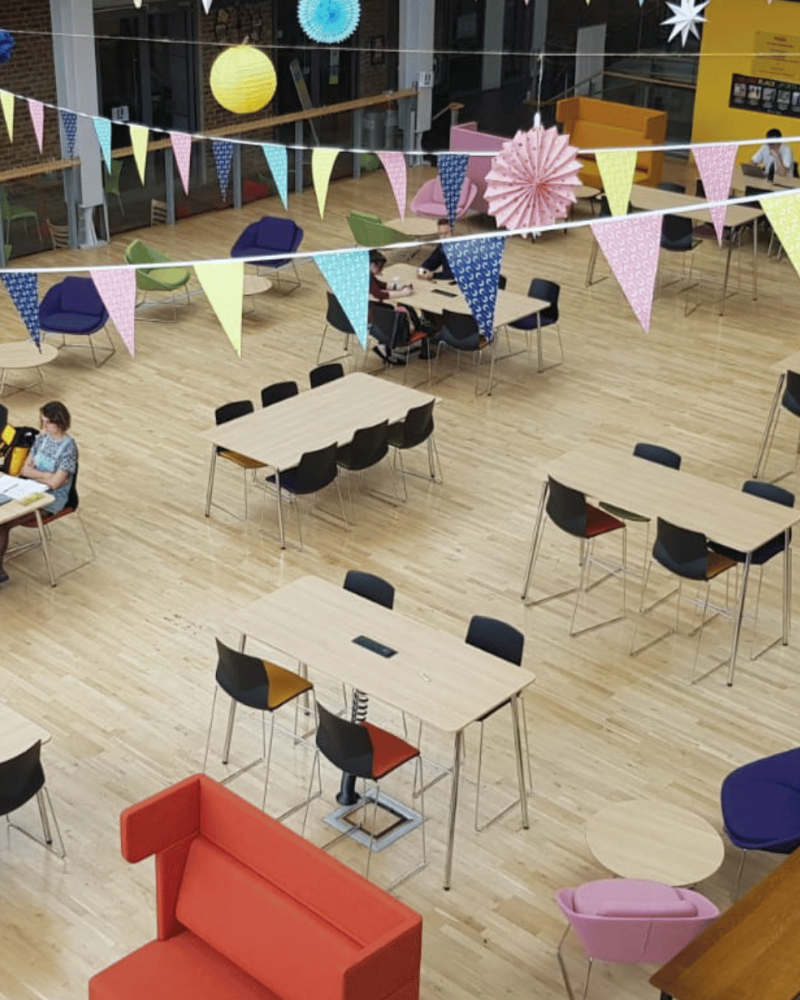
[662,0,710,47]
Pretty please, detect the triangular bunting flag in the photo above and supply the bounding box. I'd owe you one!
[261,143,288,209]
[201,0,214,11]
[692,143,737,245]
[763,191,800,282]
[60,110,77,158]
[312,148,339,218]
[27,99,44,154]
[591,213,662,332]
[90,267,136,357]
[377,151,407,219]
[170,131,192,195]
[195,260,243,355]
[438,153,469,228]
[0,90,14,141]
[93,116,112,172]
[129,123,149,185]
[211,138,233,200]
[444,235,506,342]
[1,272,40,347]
[595,148,637,216]
[313,248,369,349]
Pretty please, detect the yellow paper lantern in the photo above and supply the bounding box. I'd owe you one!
[210,45,276,115]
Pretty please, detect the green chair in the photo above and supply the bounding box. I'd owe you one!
[346,211,406,248]
[0,189,40,241]
[124,239,191,322]
[104,160,124,216]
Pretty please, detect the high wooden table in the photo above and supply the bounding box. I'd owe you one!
[227,575,536,889]
[752,348,800,479]
[651,846,800,1000]
[199,373,436,548]
[731,163,800,195]
[521,443,800,685]
[0,340,58,396]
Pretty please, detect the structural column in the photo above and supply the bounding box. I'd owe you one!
[398,0,435,154]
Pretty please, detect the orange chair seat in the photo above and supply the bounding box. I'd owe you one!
[362,722,419,779]
[585,503,625,538]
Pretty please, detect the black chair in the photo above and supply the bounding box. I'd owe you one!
[756,370,800,482]
[302,702,426,888]
[318,292,358,366]
[509,277,563,372]
[526,476,627,636]
[260,380,298,408]
[658,182,686,193]
[660,214,702,313]
[203,638,315,817]
[309,363,345,389]
[343,569,395,609]
[387,399,442,500]
[438,309,487,393]
[205,400,265,520]
[265,441,348,549]
[336,419,395,507]
[0,741,65,858]
[370,303,426,381]
[464,616,532,831]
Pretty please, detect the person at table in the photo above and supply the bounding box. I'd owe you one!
[417,218,455,281]
[751,128,795,180]
[0,400,77,586]
[369,249,428,365]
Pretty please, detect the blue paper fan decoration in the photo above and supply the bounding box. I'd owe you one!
[298,0,360,44]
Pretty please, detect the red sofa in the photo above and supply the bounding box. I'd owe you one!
[89,774,423,1000]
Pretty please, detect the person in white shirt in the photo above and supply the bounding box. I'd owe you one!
[751,128,795,180]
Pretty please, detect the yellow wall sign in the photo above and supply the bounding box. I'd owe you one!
[752,31,800,82]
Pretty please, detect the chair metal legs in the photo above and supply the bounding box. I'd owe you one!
[6,785,66,859]
[204,446,257,522]
[391,434,443,502]
[556,925,595,1000]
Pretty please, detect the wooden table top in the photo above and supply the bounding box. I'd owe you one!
[199,372,435,472]
[384,216,439,238]
[586,799,724,886]
[732,163,800,195]
[0,488,52,526]
[227,575,535,734]
[0,341,59,369]
[0,702,50,762]
[771,348,800,375]
[538,442,800,554]
[651,846,800,1000]
[629,184,763,228]
[242,274,272,296]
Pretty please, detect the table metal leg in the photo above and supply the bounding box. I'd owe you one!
[521,480,550,601]
[443,729,463,890]
[753,372,785,478]
[719,231,735,316]
[783,533,792,646]
[276,468,285,549]
[509,693,530,830]
[35,510,56,587]
[536,316,544,373]
[727,552,752,686]
[204,446,217,516]
[752,216,759,301]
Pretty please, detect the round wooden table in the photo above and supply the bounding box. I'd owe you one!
[384,216,439,239]
[242,274,272,315]
[0,340,58,396]
[586,799,724,886]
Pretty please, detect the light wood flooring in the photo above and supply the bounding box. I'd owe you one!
[2,164,799,1000]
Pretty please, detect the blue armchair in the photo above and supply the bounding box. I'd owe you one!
[39,277,114,367]
[230,216,304,293]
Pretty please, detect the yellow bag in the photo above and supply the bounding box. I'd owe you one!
[3,426,37,476]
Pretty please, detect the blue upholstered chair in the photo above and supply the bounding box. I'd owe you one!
[38,277,115,367]
[230,216,304,293]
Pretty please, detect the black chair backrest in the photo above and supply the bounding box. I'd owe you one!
[782,371,800,417]
[340,420,389,471]
[528,278,560,323]
[653,518,710,580]
[309,363,345,388]
[744,185,763,211]
[465,615,524,666]
[742,479,794,508]
[261,381,299,408]
[344,570,395,609]
[290,441,339,494]
[0,403,7,431]
[326,292,355,335]
[216,400,254,425]
[546,476,588,538]
[661,214,694,247]
[214,638,268,708]
[633,442,682,470]
[391,400,435,450]
[695,179,705,198]
[0,740,44,816]
[441,309,480,349]
[371,302,410,351]
[497,274,507,291]
[658,182,686,193]
[315,702,374,778]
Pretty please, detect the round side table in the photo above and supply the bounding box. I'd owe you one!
[0,340,58,396]
[243,274,272,315]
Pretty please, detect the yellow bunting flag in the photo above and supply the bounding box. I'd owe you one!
[763,191,800,282]
[129,123,149,185]
[595,148,637,216]
[0,90,14,141]
[312,148,339,218]
[194,260,244,356]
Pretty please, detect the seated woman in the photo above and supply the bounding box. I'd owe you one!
[0,400,77,585]
[369,250,428,365]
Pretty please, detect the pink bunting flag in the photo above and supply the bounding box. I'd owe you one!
[377,151,407,219]
[170,131,192,196]
[692,143,738,245]
[27,99,44,154]
[590,213,662,332]
[90,268,136,357]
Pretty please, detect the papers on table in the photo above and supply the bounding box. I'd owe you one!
[0,474,51,500]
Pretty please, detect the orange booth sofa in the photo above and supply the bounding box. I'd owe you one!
[89,774,423,1000]
[556,96,668,188]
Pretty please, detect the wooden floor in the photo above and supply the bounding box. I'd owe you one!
[2,163,799,1000]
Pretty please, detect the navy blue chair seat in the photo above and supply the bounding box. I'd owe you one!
[721,747,800,853]
[231,217,304,292]
[38,276,114,366]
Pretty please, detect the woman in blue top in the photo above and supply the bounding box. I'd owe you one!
[0,400,77,585]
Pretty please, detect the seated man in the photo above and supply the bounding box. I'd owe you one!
[418,218,455,281]
[751,128,796,180]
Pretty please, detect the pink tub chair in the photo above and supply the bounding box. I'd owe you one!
[409,176,477,220]
[554,879,719,1000]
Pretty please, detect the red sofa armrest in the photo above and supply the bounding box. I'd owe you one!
[121,774,201,863]
[343,920,422,1000]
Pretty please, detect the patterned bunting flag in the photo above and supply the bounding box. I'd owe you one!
[27,99,44,154]
[763,191,800,282]
[1,272,40,347]
[438,153,469,228]
[444,235,506,342]
[312,148,339,218]
[313,248,369,349]
[129,123,149,185]
[261,143,288,209]
[60,110,77,158]
[93,116,112,172]
[595,148,637,216]
[195,259,243,356]
[91,267,136,357]
[692,143,738,245]
[211,138,233,200]
[591,213,662,332]
[0,90,14,142]
[377,151,407,219]
[170,131,193,195]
